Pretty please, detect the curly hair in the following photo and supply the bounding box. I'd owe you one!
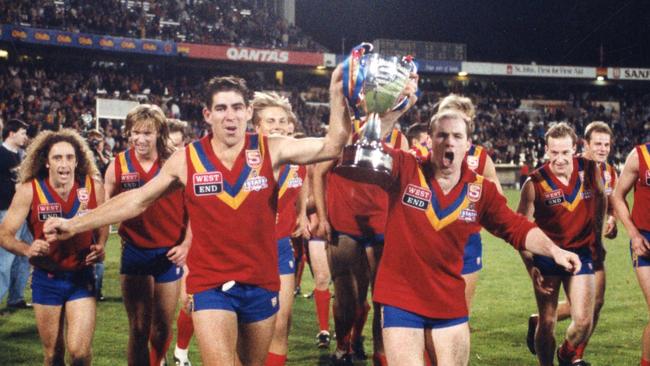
[19,129,99,184]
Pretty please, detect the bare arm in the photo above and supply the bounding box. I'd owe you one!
[0,183,49,257]
[45,149,186,241]
[269,65,350,169]
[522,228,580,274]
[378,74,419,138]
[482,155,503,194]
[516,179,536,265]
[292,173,311,239]
[612,149,650,256]
[168,223,192,267]
[104,158,118,199]
[85,178,109,265]
[312,160,335,242]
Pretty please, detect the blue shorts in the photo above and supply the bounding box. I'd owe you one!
[334,230,384,248]
[461,233,483,275]
[32,267,95,306]
[533,247,594,276]
[382,304,468,329]
[631,230,650,267]
[278,237,295,275]
[190,282,279,323]
[120,241,183,283]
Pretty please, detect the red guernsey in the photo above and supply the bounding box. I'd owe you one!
[374,148,536,319]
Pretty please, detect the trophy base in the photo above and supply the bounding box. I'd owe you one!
[335,143,393,185]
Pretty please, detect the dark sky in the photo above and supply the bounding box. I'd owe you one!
[296,0,650,67]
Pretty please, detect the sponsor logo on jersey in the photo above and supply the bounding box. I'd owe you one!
[37,203,62,221]
[193,172,223,195]
[468,183,482,202]
[120,172,140,190]
[243,175,269,192]
[582,189,593,200]
[76,188,89,203]
[287,168,304,188]
[467,155,479,170]
[543,189,565,206]
[459,208,478,222]
[245,150,262,168]
[402,184,431,210]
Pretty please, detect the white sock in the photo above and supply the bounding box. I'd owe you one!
[174,346,188,359]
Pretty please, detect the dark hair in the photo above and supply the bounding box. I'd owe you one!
[2,119,28,140]
[203,76,250,109]
[19,129,99,183]
[406,123,430,147]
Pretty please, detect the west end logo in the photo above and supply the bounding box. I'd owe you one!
[193,172,223,196]
[402,184,431,210]
[38,203,62,221]
[543,189,565,206]
[121,172,140,190]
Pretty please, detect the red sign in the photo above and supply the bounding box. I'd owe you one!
[179,43,324,66]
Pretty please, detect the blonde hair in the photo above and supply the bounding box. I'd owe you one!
[429,110,472,138]
[124,104,172,160]
[436,94,475,134]
[19,129,99,183]
[251,91,293,126]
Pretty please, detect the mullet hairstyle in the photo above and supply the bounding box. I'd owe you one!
[19,129,99,184]
[124,104,173,160]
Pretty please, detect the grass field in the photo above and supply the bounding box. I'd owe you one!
[0,188,645,365]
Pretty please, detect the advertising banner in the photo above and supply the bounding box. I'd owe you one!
[2,24,177,56]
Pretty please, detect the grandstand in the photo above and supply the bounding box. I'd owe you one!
[1,1,650,365]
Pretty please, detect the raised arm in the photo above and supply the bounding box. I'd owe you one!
[44,149,186,241]
[612,149,650,256]
[0,183,49,258]
[378,73,419,138]
[268,65,350,168]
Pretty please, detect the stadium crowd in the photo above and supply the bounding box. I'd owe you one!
[2,61,649,170]
[0,0,327,52]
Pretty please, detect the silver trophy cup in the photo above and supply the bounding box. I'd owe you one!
[336,52,413,183]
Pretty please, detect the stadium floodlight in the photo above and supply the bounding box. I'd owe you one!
[458,71,468,77]
[0,49,8,59]
[316,65,327,70]
[596,76,605,81]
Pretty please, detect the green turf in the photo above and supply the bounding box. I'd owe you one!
[0,189,645,365]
